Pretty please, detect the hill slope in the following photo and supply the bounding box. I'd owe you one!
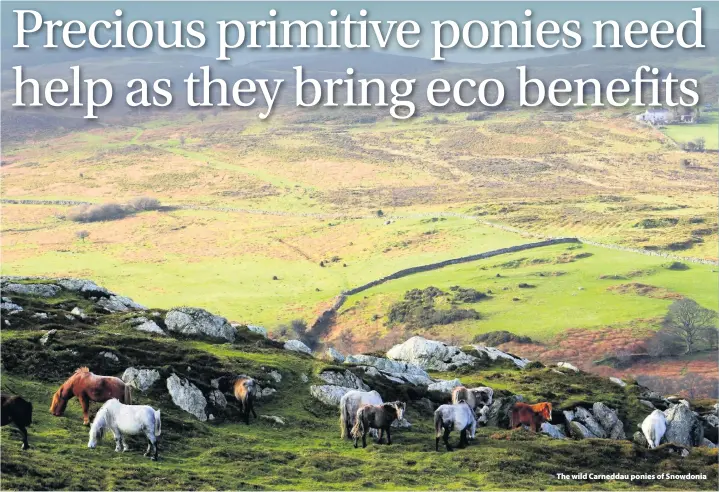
[1,277,717,490]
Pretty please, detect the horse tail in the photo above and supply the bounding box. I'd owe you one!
[351,408,364,439]
[434,408,443,437]
[340,400,348,439]
[154,410,162,437]
[124,383,132,405]
[509,408,518,429]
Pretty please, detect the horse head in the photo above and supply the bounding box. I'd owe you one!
[391,401,406,422]
[50,385,70,416]
[541,403,553,421]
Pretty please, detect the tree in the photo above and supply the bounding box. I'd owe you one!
[75,230,90,242]
[663,299,718,354]
[197,113,208,123]
[291,319,308,338]
[645,329,684,357]
[337,328,355,353]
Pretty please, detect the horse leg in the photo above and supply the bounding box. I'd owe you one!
[377,428,384,444]
[362,428,368,448]
[443,427,453,452]
[386,426,392,445]
[249,399,257,419]
[458,429,467,449]
[18,425,29,450]
[79,395,91,425]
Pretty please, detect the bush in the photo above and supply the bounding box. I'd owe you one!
[663,261,689,271]
[388,286,481,329]
[450,286,488,303]
[472,331,533,345]
[466,112,487,121]
[127,197,161,211]
[68,203,127,223]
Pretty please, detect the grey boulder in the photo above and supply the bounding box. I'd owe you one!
[165,307,236,342]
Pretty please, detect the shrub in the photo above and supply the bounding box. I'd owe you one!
[663,261,689,271]
[388,286,481,329]
[68,203,127,223]
[127,197,161,211]
[450,287,488,303]
[472,331,533,345]
[75,230,90,242]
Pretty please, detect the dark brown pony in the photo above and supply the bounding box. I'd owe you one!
[217,375,257,424]
[510,402,552,432]
[50,367,131,425]
[1,394,33,449]
[351,401,405,448]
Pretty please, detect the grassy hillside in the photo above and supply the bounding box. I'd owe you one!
[1,280,717,490]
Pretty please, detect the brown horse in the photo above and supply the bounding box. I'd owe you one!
[509,402,552,432]
[1,394,33,449]
[217,375,257,424]
[50,367,131,425]
[351,401,405,448]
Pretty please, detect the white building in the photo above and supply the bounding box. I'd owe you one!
[635,108,672,124]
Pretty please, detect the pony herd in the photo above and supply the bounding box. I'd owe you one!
[3,367,556,458]
[338,385,553,452]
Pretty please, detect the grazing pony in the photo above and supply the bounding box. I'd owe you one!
[509,402,552,432]
[339,389,382,439]
[217,375,257,424]
[451,386,493,418]
[434,401,476,452]
[351,401,405,448]
[51,367,131,425]
[1,394,33,450]
[641,410,667,449]
[88,399,161,460]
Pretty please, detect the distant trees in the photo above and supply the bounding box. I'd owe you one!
[682,137,706,152]
[75,230,90,242]
[663,298,717,354]
[68,197,161,223]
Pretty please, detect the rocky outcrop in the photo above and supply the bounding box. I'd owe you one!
[3,283,61,297]
[663,404,704,448]
[318,370,368,390]
[326,347,345,363]
[427,378,462,396]
[570,421,595,439]
[128,317,166,335]
[471,346,530,369]
[387,336,476,371]
[567,403,625,440]
[633,430,649,447]
[122,367,161,392]
[541,422,567,439]
[574,407,606,438]
[309,385,351,406]
[487,395,524,428]
[284,340,312,354]
[344,354,432,386]
[208,390,227,409]
[97,295,146,312]
[55,279,110,296]
[165,307,236,342]
[166,374,208,421]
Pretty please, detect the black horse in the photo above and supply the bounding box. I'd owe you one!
[1,394,33,450]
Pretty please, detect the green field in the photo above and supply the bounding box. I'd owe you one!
[661,113,719,151]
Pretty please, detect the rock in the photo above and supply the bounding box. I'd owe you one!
[0,300,23,313]
[40,329,57,345]
[427,378,462,396]
[55,278,110,296]
[134,319,165,335]
[208,390,227,409]
[569,421,596,439]
[165,307,236,342]
[386,336,476,371]
[65,314,75,321]
[609,377,626,387]
[541,422,567,439]
[477,405,490,425]
[318,370,368,390]
[634,430,649,447]
[3,283,61,297]
[556,362,579,372]
[592,402,620,431]
[246,325,268,338]
[487,395,524,428]
[300,374,309,383]
[70,307,87,319]
[268,370,282,383]
[391,418,412,429]
[609,420,627,440]
[563,410,575,423]
[310,384,351,406]
[344,354,432,386]
[640,400,655,409]
[664,404,704,448]
[701,438,716,448]
[122,368,160,392]
[326,347,345,363]
[260,415,286,425]
[100,351,120,363]
[284,339,312,354]
[259,387,276,399]
[97,295,146,313]
[574,406,606,438]
[166,374,208,421]
[471,345,530,369]
[32,312,49,319]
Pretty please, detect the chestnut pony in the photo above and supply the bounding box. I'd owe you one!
[50,367,131,425]
[509,402,552,432]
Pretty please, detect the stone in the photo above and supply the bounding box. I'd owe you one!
[326,347,345,363]
[471,345,530,369]
[563,410,575,423]
[0,300,23,313]
[97,295,146,313]
[633,430,649,447]
[40,329,57,345]
[386,336,476,371]
[300,374,309,383]
[55,278,110,296]
[165,307,236,342]
[701,438,716,448]
[640,400,655,409]
[487,395,524,428]
[344,354,432,386]
[574,406,606,438]
[609,420,627,440]
[208,390,227,409]
[427,378,462,396]
[260,387,276,399]
[318,370,368,390]
[32,312,49,319]
[134,319,165,335]
[3,283,60,297]
[477,405,490,425]
[284,339,312,354]
[100,351,120,363]
[391,418,412,429]
[122,368,161,392]
[260,415,286,425]
[310,384,351,406]
[268,370,282,383]
[70,307,87,319]
[246,325,268,338]
[569,421,596,439]
[556,362,579,372]
[541,422,567,439]
[592,402,620,431]
[609,377,626,387]
[166,374,208,421]
[664,404,704,448]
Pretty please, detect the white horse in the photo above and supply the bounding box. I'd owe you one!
[340,390,382,439]
[641,409,667,449]
[434,401,477,452]
[88,399,161,460]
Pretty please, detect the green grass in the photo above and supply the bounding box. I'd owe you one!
[1,289,717,490]
[661,113,719,150]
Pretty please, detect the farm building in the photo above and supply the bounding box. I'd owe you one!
[635,108,672,124]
